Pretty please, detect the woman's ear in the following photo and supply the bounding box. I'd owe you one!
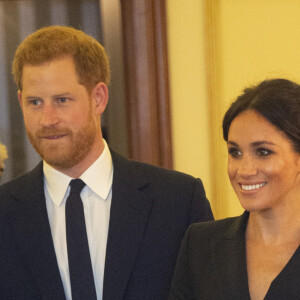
[91,82,109,115]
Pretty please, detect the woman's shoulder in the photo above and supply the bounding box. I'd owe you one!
[187,213,247,241]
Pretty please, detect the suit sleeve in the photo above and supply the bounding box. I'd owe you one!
[189,178,214,224]
[168,224,195,300]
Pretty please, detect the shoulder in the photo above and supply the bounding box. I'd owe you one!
[190,216,239,233]
[110,150,209,212]
[0,162,43,192]
[0,174,28,201]
[186,215,244,245]
[111,149,202,187]
[0,162,43,208]
[111,150,213,222]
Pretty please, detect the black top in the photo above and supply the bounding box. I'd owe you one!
[169,212,300,300]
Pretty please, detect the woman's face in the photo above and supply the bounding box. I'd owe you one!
[227,110,300,212]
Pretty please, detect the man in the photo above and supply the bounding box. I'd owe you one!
[0,142,8,182]
[0,26,213,300]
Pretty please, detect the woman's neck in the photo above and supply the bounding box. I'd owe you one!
[246,206,300,245]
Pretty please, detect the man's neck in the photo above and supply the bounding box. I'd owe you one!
[53,138,105,178]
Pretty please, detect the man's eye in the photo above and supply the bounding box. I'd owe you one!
[31,99,40,105]
[58,97,68,103]
[228,147,242,158]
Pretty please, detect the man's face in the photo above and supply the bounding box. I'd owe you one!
[18,56,106,175]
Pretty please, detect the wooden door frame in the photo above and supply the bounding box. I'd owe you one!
[120,0,173,168]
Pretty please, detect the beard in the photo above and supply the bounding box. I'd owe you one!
[26,115,98,170]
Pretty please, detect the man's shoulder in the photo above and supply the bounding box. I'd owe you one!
[111,149,200,185]
[110,150,213,222]
[0,174,27,195]
[0,162,43,201]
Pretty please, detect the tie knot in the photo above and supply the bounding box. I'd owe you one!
[69,179,86,194]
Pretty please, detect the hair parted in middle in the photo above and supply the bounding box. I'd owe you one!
[12,25,111,92]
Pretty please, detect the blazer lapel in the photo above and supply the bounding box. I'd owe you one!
[8,163,65,299]
[212,212,251,299]
[103,151,153,300]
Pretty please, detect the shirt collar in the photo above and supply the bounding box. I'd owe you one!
[43,139,113,207]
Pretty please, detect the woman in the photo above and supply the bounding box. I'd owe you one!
[169,78,300,300]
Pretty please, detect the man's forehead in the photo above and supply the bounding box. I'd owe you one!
[23,56,74,69]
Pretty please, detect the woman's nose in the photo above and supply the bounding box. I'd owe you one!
[237,156,257,177]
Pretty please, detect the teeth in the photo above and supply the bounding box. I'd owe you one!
[241,182,266,191]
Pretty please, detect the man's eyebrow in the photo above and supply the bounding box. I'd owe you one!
[53,93,73,97]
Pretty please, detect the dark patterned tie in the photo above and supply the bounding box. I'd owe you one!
[66,179,97,300]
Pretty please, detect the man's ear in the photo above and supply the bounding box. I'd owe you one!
[17,90,23,111]
[91,82,109,116]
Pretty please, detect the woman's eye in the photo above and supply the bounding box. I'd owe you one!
[228,147,242,158]
[256,148,273,157]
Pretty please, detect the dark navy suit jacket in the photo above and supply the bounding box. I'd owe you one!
[0,150,213,300]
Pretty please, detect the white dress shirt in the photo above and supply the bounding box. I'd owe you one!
[44,140,113,300]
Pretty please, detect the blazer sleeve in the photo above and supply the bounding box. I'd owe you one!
[189,178,214,224]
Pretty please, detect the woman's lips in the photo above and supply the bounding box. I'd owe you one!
[239,182,267,191]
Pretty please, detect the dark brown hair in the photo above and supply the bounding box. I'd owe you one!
[223,78,300,153]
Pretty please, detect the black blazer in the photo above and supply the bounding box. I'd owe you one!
[169,211,300,300]
[0,150,213,300]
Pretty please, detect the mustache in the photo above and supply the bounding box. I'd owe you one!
[36,127,72,137]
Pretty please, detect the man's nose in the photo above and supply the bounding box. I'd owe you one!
[40,103,60,127]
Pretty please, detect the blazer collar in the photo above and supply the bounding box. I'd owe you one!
[103,151,153,300]
[212,211,251,299]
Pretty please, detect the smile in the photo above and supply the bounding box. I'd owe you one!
[240,182,266,191]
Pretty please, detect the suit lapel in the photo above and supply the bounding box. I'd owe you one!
[212,212,251,299]
[8,163,65,299]
[103,151,153,300]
